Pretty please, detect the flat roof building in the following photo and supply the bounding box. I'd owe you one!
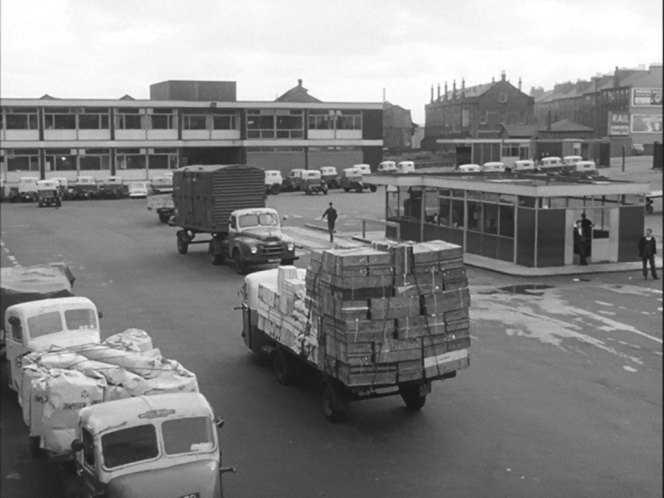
[368,170,649,268]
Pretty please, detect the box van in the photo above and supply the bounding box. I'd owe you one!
[457,164,481,173]
[396,161,415,174]
[481,162,505,173]
[562,155,583,167]
[539,157,563,170]
[377,161,397,173]
[573,160,597,173]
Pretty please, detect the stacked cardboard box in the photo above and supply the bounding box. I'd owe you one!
[305,240,471,387]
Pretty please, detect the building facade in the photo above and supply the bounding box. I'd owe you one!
[0,80,383,183]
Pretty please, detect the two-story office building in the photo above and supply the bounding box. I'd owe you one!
[0,79,383,183]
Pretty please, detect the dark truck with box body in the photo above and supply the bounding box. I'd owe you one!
[172,164,296,272]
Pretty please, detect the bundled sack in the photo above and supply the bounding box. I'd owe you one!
[69,359,148,398]
[40,369,106,453]
[20,364,48,426]
[75,344,163,379]
[103,328,153,353]
[141,358,199,395]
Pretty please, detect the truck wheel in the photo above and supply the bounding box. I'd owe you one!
[208,241,225,265]
[369,185,377,192]
[29,436,43,458]
[176,231,189,255]
[305,187,312,195]
[320,379,349,423]
[329,180,338,189]
[158,212,170,224]
[323,186,328,195]
[272,349,297,385]
[343,187,350,193]
[234,249,247,274]
[280,258,295,265]
[354,184,363,193]
[270,184,281,195]
[399,385,427,411]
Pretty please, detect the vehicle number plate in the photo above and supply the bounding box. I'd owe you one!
[178,493,200,498]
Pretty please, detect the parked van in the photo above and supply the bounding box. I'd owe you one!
[396,161,415,174]
[539,156,563,170]
[573,160,597,173]
[265,170,283,195]
[377,161,397,173]
[457,164,481,173]
[481,162,505,173]
[512,159,536,172]
[562,155,583,167]
[319,166,339,188]
[353,164,372,176]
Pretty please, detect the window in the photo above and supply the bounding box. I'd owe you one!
[6,149,40,172]
[102,425,158,469]
[27,311,63,338]
[44,108,76,129]
[78,108,109,129]
[246,111,275,139]
[438,197,451,226]
[467,201,481,231]
[79,149,111,171]
[336,111,361,130]
[117,149,146,170]
[276,111,303,138]
[4,108,38,129]
[308,112,334,130]
[82,428,95,467]
[184,114,207,130]
[451,200,464,227]
[10,317,23,343]
[499,204,514,237]
[163,417,215,455]
[483,203,498,234]
[212,114,235,130]
[64,308,97,331]
[115,109,142,129]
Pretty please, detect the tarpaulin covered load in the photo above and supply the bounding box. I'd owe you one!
[1,263,75,327]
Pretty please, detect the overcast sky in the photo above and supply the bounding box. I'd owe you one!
[1,0,662,123]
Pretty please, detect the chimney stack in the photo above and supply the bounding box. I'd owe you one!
[461,78,465,98]
[430,84,434,102]
[501,70,506,82]
[518,77,522,91]
[298,79,303,87]
[437,83,441,100]
[453,80,457,100]
[444,82,448,101]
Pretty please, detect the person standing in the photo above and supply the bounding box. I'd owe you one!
[638,228,658,280]
[573,221,589,265]
[322,202,338,242]
[577,212,594,258]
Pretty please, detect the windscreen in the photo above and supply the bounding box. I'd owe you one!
[102,425,159,469]
[27,311,63,338]
[162,417,215,455]
[64,308,98,331]
[239,212,278,228]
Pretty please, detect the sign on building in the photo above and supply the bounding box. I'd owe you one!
[631,114,663,134]
[608,112,630,136]
[632,88,662,107]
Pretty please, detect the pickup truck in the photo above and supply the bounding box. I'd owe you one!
[172,164,296,272]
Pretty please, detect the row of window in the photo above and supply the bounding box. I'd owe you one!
[1,108,363,132]
[4,148,178,171]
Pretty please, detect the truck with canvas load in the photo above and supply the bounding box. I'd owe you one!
[240,240,471,422]
[172,164,296,272]
[147,174,175,223]
[3,295,234,496]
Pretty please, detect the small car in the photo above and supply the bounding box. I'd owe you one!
[282,168,305,191]
[265,170,283,195]
[299,170,328,195]
[377,161,397,173]
[36,179,62,208]
[396,161,415,174]
[481,161,505,173]
[511,160,536,172]
[457,164,481,173]
[319,166,339,188]
[340,167,376,193]
[128,181,149,198]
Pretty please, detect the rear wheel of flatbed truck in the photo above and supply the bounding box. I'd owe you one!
[272,348,297,385]
[208,241,225,265]
[159,212,170,223]
[399,384,427,411]
[176,230,189,254]
[321,378,350,423]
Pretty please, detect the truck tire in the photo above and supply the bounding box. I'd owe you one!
[234,249,247,274]
[320,378,349,423]
[270,184,281,195]
[354,184,363,193]
[176,231,189,255]
[272,349,297,385]
[399,385,427,411]
[158,212,170,224]
[208,241,225,265]
[369,185,377,193]
[343,187,350,193]
[280,258,295,265]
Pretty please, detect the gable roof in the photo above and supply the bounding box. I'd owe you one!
[540,119,593,133]
[501,124,537,138]
[275,79,322,103]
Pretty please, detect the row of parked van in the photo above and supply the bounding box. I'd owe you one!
[456,155,597,174]
[265,163,380,195]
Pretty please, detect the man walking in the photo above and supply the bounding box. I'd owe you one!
[573,221,589,265]
[322,202,338,243]
[638,228,658,280]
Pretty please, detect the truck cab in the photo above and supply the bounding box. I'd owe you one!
[208,207,296,272]
[5,296,101,391]
[37,180,62,207]
[377,161,397,173]
[396,161,415,174]
[13,177,39,202]
[282,169,305,191]
[69,392,228,498]
[298,170,328,195]
[319,166,339,189]
[265,170,283,195]
[341,165,377,193]
[147,176,175,223]
[70,176,99,200]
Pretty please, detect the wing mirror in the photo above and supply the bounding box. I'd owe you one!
[214,416,225,428]
[71,439,84,452]
[98,311,104,319]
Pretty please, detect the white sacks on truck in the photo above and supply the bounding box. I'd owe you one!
[18,328,199,454]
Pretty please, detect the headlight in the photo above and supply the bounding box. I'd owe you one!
[287,243,294,251]
[250,246,258,254]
